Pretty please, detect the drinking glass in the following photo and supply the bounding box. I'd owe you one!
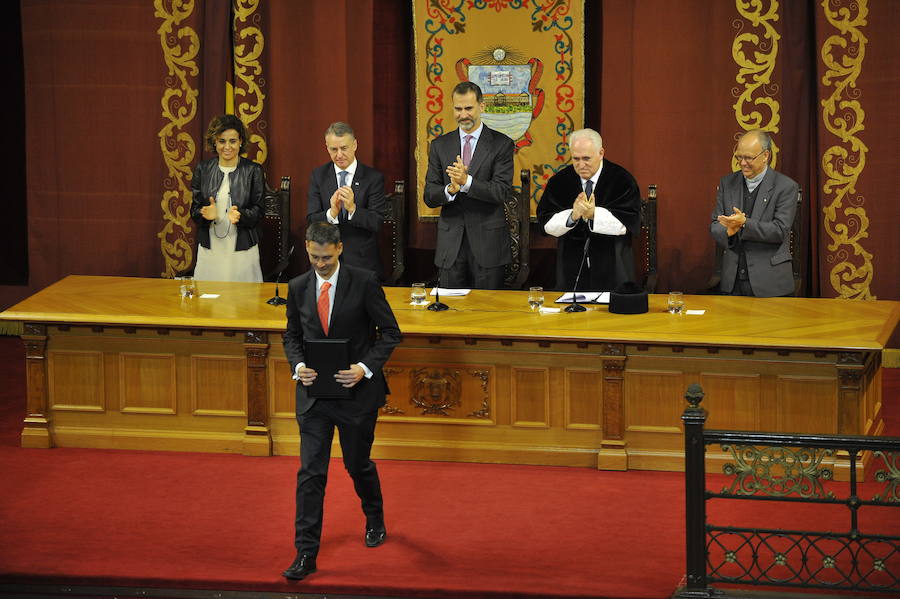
[410,283,427,305]
[179,276,196,299]
[667,291,685,314]
[528,286,544,311]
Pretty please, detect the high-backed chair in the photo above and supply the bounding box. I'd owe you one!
[378,180,406,285]
[503,169,531,289]
[259,175,292,281]
[637,184,658,293]
[705,187,802,295]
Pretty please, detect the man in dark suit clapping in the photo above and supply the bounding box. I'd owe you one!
[424,82,514,289]
[307,122,386,277]
[281,222,401,580]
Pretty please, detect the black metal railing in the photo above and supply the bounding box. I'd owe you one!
[673,383,900,598]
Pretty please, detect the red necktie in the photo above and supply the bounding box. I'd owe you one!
[462,135,473,167]
[317,281,331,335]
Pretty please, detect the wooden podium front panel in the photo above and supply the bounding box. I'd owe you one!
[2,277,897,470]
[44,325,249,452]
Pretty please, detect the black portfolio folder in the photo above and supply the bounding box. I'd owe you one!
[305,338,351,398]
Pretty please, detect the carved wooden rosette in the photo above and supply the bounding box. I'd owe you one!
[243,330,271,455]
[381,366,491,420]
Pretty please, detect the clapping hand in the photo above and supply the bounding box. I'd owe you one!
[200,197,217,221]
[717,207,746,236]
[446,154,468,194]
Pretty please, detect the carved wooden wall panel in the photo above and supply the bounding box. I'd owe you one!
[624,369,684,434]
[511,367,549,428]
[268,357,295,419]
[775,376,836,434]
[48,350,104,412]
[120,353,177,415]
[564,369,602,430]
[698,372,761,431]
[190,355,246,416]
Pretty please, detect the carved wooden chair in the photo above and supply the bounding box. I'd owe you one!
[378,180,407,285]
[636,184,658,293]
[503,169,531,289]
[705,187,802,295]
[259,175,292,281]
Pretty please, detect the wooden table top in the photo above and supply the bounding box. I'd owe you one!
[2,275,898,351]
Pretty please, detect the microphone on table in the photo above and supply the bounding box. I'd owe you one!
[565,236,590,313]
[266,245,295,306]
[427,269,449,312]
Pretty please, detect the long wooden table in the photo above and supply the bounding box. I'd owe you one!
[2,275,897,476]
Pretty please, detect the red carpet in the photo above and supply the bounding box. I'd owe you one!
[0,336,897,599]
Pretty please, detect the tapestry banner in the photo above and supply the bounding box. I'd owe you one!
[412,0,585,219]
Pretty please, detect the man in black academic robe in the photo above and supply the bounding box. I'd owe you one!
[536,128,641,291]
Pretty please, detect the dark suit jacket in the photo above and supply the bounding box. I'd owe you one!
[283,264,400,416]
[307,162,386,276]
[710,167,798,297]
[423,125,514,269]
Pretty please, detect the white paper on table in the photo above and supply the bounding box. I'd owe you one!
[538,306,561,313]
[199,293,220,299]
[554,291,610,304]
[429,288,471,297]
[686,309,705,315]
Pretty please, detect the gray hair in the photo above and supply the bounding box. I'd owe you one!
[324,122,355,139]
[741,129,772,152]
[569,128,603,153]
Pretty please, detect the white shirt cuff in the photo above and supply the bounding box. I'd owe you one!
[326,211,339,224]
[544,209,578,237]
[459,174,473,194]
[292,362,305,380]
[358,362,373,379]
[590,207,627,235]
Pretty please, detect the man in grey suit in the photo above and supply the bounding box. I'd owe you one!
[308,122,386,277]
[424,82,514,289]
[710,129,799,297]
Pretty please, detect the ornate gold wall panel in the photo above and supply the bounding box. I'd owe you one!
[155,0,200,277]
[731,0,782,170]
[232,0,268,165]
[819,0,872,299]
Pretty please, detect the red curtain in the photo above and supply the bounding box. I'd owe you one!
[2,0,897,311]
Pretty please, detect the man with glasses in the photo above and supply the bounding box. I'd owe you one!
[710,129,799,297]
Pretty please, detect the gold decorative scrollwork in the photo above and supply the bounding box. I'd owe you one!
[819,0,872,299]
[233,0,268,165]
[872,450,900,503]
[466,369,490,418]
[731,0,781,170]
[155,0,199,277]
[719,444,835,498]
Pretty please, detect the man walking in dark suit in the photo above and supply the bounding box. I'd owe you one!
[281,222,401,580]
[307,122,386,277]
[710,129,799,297]
[424,82,514,289]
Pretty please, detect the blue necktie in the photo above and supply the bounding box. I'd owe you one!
[338,171,349,220]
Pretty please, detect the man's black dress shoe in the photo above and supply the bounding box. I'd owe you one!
[365,525,387,547]
[282,554,317,580]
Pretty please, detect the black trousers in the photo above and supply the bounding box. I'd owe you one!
[440,231,505,290]
[294,398,383,557]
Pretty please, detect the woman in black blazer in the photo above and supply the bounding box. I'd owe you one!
[190,114,265,282]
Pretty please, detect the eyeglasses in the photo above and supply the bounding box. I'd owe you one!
[733,150,766,164]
